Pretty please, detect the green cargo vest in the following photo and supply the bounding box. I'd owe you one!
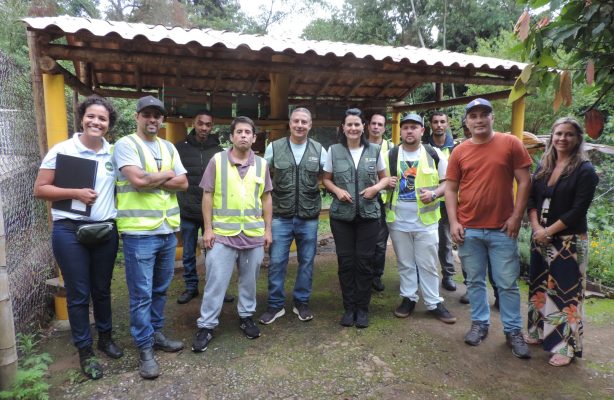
[329,143,381,221]
[271,138,322,219]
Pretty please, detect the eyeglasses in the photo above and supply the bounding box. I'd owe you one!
[345,108,362,116]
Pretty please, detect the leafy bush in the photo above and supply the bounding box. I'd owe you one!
[0,334,52,400]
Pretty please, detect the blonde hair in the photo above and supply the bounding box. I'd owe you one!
[534,117,588,181]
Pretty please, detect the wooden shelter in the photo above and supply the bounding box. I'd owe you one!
[23,16,528,152]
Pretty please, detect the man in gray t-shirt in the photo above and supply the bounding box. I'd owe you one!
[113,96,187,380]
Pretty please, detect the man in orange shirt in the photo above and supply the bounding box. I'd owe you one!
[445,98,532,359]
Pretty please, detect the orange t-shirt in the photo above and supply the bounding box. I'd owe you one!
[446,132,532,229]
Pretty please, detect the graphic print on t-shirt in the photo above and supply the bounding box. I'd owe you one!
[398,160,418,202]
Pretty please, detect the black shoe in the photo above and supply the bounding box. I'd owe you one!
[139,347,160,379]
[394,297,416,318]
[78,346,103,380]
[464,322,489,346]
[153,331,184,352]
[259,307,285,325]
[493,297,500,311]
[506,330,531,359]
[459,292,470,304]
[340,309,354,327]
[293,302,314,322]
[442,276,457,292]
[372,276,385,292]
[239,317,261,339]
[97,330,124,359]
[177,289,199,304]
[428,302,457,324]
[355,310,369,328]
[224,294,235,303]
[192,328,213,352]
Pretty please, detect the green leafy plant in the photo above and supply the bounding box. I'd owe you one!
[0,334,52,400]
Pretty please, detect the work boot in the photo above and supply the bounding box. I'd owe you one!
[78,346,103,380]
[97,330,124,359]
[139,347,160,379]
[153,331,184,352]
[372,276,385,292]
[177,289,199,304]
[442,276,457,291]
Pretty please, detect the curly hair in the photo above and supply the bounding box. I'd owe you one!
[534,117,588,181]
[77,95,118,131]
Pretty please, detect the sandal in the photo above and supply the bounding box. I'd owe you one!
[548,354,573,367]
[523,333,543,345]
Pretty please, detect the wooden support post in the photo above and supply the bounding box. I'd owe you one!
[0,195,18,390]
[391,112,400,145]
[165,121,187,144]
[42,73,69,321]
[27,31,48,158]
[268,55,291,142]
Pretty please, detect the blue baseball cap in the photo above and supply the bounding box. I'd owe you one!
[464,98,493,116]
[399,113,424,127]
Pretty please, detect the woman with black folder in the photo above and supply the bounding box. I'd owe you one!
[34,95,123,380]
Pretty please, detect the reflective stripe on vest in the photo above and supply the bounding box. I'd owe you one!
[115,134,181,232]
[212,151,266,237]
[385,145,441,225]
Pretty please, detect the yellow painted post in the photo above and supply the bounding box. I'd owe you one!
[391,112,400,145]
[43,74,69,147]
[42,73,69,321]
[511,96,526,199]
[165,121,186,144]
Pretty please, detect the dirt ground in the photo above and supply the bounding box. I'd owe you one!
[42,238,614,400]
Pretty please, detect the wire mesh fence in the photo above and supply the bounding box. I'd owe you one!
[0,51,55,334]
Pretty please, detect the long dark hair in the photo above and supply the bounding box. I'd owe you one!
[338,108,369,147]
[78,95,117,131]
[534,117,588,181]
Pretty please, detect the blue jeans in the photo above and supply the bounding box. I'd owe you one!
[267,216,319,308]
[122,233,177,349]
[52,220,119,349]
[180,217,203,292]
[458,228,522,333]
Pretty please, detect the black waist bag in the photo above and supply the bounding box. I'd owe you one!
[76,222,114,244]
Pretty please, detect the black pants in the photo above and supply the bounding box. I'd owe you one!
[372,201,389,278]
[330,216,379,312]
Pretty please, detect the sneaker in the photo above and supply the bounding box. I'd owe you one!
[224,294,235,303]
[506,330,531,359]
[442,276,457,291]
[394,297,416,318]
[464,322,489,346]
[372,276,385,292]
[239,317,261,339]
[153,331,184,352]
[259,307,285,325]
[428,302,457,324]
[355,309,369,328]
[340,309,354,327]
[192,328,213,352]
[293,303,314,322]
[177,289,199,304]
[459,292,470,304]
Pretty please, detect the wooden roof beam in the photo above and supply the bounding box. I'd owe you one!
[43,44,517,86]
[346,79,366,98]
[391,89,512,112]
[38,55,94,96]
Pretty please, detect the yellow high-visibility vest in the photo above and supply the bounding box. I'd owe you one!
[385,145,441,225]
[212,151,266,237]
[116,134,181,232]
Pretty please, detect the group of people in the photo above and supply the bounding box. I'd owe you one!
[34,94,598,381]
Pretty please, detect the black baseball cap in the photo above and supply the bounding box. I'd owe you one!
[136,95,166,115]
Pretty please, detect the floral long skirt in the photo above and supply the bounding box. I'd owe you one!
[527,233,588,358]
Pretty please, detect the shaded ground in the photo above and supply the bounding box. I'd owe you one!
[43,238,614,399]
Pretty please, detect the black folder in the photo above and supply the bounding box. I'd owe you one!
[51,153,98,216]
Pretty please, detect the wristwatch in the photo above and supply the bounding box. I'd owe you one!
[431,192,438,201]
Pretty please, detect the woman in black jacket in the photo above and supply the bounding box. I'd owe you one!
[525,117,599,367]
